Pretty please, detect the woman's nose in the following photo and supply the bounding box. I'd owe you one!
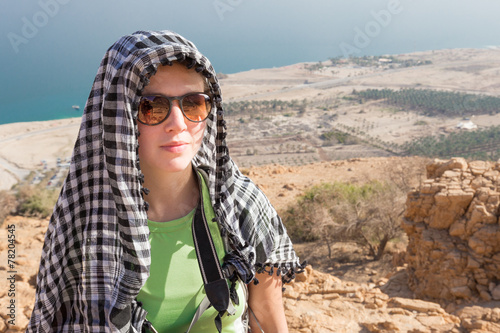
[164,100,187,131]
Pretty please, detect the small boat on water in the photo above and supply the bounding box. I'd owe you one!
[72,105,80,110]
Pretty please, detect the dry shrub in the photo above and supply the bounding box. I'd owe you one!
[282,180,406,260]
[15,184,59,218]
[0,190,18,225]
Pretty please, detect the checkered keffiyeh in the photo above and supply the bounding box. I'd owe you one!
[26,30,303,332]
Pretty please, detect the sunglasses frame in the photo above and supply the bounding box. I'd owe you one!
[137,92,213,125]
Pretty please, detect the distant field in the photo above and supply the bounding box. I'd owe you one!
[224,49,500,165]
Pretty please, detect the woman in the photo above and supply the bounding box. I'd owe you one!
[27,30,303,332]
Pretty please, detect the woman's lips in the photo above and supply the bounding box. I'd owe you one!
[160,142,189,153]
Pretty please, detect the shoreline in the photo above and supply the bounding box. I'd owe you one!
[0,118,81,191]
[1,47,500,191]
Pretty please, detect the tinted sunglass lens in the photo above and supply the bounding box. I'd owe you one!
[139,97,169,125]
[182,94,211,122]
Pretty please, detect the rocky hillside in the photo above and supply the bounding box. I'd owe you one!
[2,157,500,332]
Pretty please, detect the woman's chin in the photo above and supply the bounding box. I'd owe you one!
[160,160,193,174]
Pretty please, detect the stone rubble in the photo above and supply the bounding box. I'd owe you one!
[404,158,500,304]
[283,265,462,333]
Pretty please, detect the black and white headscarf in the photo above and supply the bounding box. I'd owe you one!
[27,30,303,332]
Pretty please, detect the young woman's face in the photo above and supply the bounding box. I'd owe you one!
[137,63,207,175]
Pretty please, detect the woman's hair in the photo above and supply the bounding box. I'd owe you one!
[203,77,212,95]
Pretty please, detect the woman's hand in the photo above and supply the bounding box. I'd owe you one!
[247,271,289,333]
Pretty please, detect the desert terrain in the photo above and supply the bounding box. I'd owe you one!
[2,48,500,188]
[1,48,500,332]
[3,157,500,332]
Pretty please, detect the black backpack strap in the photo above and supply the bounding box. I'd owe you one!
[192,198,230,312]
[189,169,234,332]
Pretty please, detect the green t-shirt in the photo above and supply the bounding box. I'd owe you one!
[137,175,245,333]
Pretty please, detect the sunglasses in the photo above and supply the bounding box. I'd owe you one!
[138,92,212,125]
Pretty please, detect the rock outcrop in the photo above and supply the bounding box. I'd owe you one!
[403,158,500,303]
[284,266,461,333]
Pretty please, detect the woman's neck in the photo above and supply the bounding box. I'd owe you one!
[142,165,199,222]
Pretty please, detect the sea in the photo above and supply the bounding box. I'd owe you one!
[1,91,87,125]
[0,40,496,126]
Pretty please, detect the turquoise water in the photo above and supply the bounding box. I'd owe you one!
[1,91,86,125]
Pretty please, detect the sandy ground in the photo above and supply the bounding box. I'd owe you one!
[0,118,80,190]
